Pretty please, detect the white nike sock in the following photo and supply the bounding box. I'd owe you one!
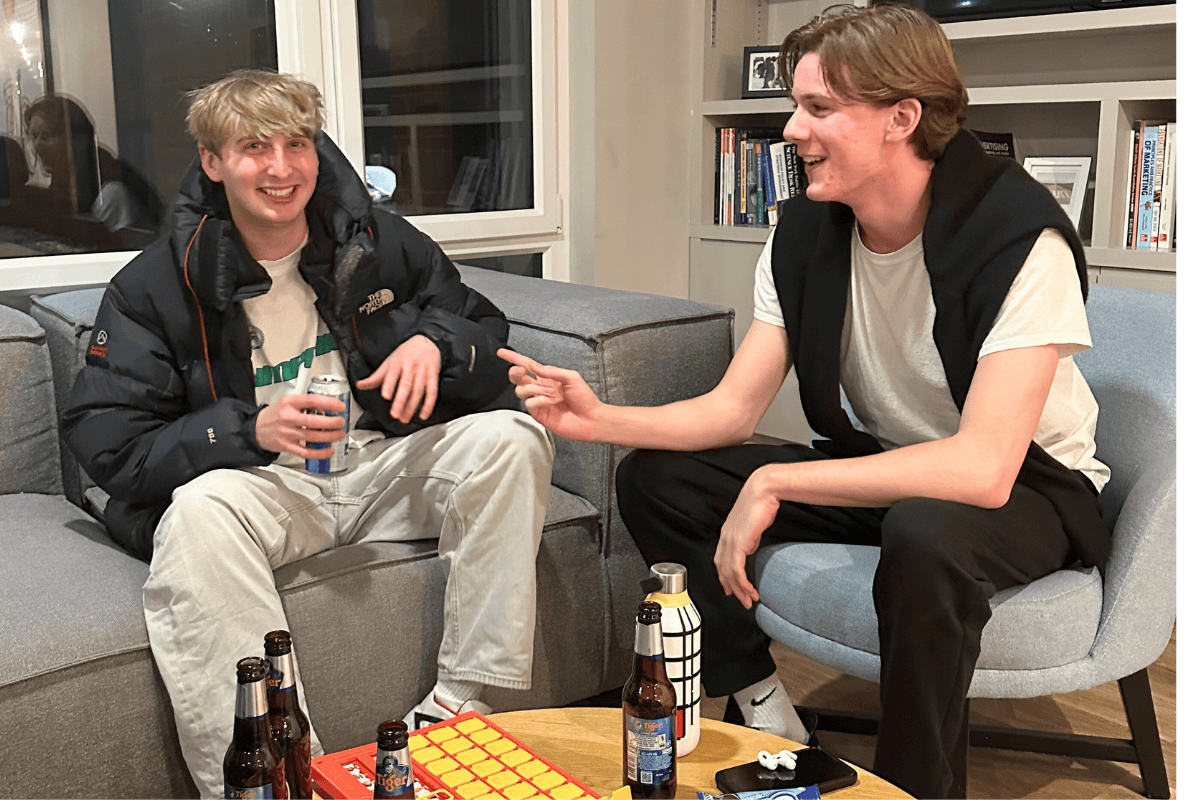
[435,678,484,711]
[733,673,810,744]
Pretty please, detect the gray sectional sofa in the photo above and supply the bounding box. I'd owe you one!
[0,265,734,798]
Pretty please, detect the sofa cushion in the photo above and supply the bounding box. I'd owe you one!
[0,305,62,495]
[457,264,733,545]
[0,486,601,795]
[29,287,106,506]
[755,542,1102,674]
[0,493,148,689]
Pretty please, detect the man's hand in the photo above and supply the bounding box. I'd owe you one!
[255,393,347,459]
[498,348,603,441]
[356,334,441,423]
[715,467,781,609]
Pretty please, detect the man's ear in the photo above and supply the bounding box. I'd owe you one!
[199,146,223,183]
[887,98,923,144]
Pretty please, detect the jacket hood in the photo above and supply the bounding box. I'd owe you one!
[166,132,375,311]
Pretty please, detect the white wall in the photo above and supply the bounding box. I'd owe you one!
[571,1,699,298]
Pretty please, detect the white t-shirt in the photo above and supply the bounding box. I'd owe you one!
[753,225,1110,492]
[241,243,384,469]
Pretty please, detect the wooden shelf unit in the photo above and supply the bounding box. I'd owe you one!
[691,2,1176,288]
[687,2,1176,442]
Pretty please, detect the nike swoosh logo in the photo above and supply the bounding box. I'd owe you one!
[751,687,777,707]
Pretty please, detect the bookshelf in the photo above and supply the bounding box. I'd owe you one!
[687,1,1176,441]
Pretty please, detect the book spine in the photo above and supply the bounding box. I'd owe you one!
[761,142,777,226]
[1159,122,1177,251]
[1151,122,1167,250]
[770,141,790,207]
[724,128,734,225]
[1135,122,1159,250]
[737,135,746,225]
[746,140,760,226]
[1125,125,1140,248]
[714,127,723,225]
[785,143,800,197]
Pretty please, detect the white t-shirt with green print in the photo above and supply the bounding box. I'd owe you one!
[242,241,384,469]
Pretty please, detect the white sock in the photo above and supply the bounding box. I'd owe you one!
[435,678,483,711]
[733,673,810,744]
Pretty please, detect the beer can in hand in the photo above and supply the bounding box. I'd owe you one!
[305,375,350,475]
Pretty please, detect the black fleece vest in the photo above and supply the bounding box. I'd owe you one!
[770,130,1109,565]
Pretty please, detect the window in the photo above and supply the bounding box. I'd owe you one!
[357,0,534,217]
[0,0,276,277]
[1,0,563,291]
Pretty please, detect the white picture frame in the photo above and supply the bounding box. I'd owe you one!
[1022,157,1091,230]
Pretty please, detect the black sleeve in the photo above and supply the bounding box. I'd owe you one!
[353,222,513,416]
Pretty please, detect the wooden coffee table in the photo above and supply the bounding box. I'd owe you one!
[489,707,911,799]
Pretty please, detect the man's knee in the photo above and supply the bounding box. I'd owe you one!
[475,410,554,466]
[875,498,990,612]
[615,449,693,505]
[154,470,256,551]
[878,498,975,567]
[615,449,712,544]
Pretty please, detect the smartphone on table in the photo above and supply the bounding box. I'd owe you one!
[714,747,858,795]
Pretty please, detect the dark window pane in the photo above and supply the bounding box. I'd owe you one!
[459,252,541,278]
[0,0,276,258]
[357,0,534,216]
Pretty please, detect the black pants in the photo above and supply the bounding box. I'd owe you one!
[616,444,1075,799]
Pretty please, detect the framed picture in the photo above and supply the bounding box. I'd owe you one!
[1023,157,1091,229]
[742,46,788,99]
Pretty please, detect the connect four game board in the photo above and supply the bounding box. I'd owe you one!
[312,711,600,799]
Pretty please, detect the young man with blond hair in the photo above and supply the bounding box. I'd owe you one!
[63,69,553,796]
[502,5,1108,797]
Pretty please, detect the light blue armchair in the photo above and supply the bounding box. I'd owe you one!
[751,284,1176,798]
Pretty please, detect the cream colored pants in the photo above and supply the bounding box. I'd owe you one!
[143,410,553,797]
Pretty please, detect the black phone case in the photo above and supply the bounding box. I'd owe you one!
[714,748,858,795]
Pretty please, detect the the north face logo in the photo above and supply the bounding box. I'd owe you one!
[359,289,395,315]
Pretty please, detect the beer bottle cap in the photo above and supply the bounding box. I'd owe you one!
[235,656,268,683]
[377,720,410,750]
[650,563,687,594]
[264,630,293,656]
[637,600,663,625]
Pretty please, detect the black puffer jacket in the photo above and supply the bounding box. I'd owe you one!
[62,133,516,561]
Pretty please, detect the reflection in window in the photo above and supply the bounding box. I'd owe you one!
[0,0,276,259]
[459,252,541,278]
[357,0,534,217]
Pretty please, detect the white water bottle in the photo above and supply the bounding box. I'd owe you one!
[645,562,702,757]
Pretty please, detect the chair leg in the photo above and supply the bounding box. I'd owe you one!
[1119,668,1171,799]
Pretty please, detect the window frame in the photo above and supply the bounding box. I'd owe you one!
[0,0,565,293]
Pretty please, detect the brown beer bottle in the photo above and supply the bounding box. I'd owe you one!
[265,630,312,799]
[622,601,678,799]
[373,720,416,799]
[224,656,287,799]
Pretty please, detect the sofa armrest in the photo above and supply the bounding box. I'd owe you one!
[457,265,735,550]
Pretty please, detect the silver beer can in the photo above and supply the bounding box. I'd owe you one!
[305,375,350,475]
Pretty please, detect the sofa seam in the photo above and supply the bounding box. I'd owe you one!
[509,311,733,345]
[1,642,151,689]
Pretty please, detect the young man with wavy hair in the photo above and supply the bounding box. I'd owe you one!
[502,5,1107,797]
[63,69,553,796]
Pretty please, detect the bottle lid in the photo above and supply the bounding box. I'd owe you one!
[377,720,410,749]
[235,656,268,683]
[650,562,687,594]
[264,630,293,656]
[637,600,663,625]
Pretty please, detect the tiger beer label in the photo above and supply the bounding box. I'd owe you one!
[374,751,413,797]
[624,716,674,786]
[225,784,273,799]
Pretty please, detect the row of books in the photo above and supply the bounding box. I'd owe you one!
[1123,119,1176,251]
[713,127,807,227]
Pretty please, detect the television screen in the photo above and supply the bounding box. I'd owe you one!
[871,0,1173,23]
